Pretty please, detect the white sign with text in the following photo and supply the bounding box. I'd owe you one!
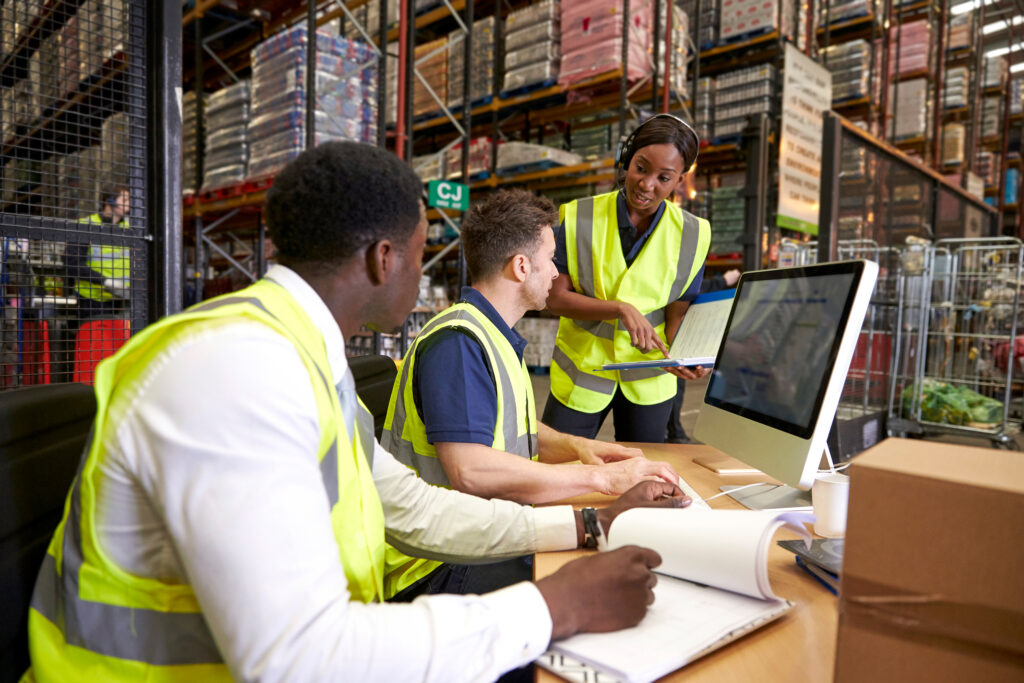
[777,44,832,235]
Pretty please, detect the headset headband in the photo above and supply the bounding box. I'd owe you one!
[614,113,699,172]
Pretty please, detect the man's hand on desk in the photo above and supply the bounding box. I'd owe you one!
[537,546,663,640]
[593,457,681,496]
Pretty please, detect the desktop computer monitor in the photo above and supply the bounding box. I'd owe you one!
[693,260,879,509]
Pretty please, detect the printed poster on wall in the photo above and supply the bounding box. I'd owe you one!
[777,43,832,235]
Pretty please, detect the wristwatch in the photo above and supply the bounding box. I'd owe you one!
[581,507,606,550]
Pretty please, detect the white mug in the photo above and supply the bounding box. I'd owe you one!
[812,473,850,538]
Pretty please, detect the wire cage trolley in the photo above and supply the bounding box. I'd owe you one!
[887,237,1024,449]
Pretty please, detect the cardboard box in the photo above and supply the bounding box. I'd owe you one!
[835,438,1024,682]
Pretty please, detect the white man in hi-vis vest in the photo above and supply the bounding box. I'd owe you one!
[66,185,131,320]
[381,189,683,603]
[543,115,713,443]
[22,142,692,683]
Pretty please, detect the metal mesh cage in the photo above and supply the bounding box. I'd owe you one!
[0,0,147,389]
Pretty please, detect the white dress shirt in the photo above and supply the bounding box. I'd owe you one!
[93,264,577,682]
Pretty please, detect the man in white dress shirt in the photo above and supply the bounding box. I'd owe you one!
[23,142,689,682]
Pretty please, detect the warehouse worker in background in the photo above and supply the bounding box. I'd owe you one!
[543,115,713,442]
[382,188,680,600]
[24,142,689,683]
[66,184,132,319]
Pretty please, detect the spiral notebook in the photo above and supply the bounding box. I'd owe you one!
[537,507,813,683]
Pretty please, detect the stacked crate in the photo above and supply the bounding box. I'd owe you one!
[246,26,378,180]
[941,123,965,166]
[944,67,969,109]
[341,0,398,39]
[983,55,1007,90]
[712,64,778,140]
[448,17,496,109]
[497,142,581,174]
[887,20,930,77]
[559,0,652,86]
[819,0,874,24]
[413,37,447,118]
[693,76,713,140]
[570,121,613,161]
[202,81,251,191]
[515,317,559,369]
[503,0,561,93]
[720,0,795,43]
[980,95,1001,139]
[822,40,872,104]
[887,78,929,140]
[182,90,203,194]
[709,182,745,255]
[652,3,688,97]
[975,151,999,189]
[100,111,130,190]
[947,11,973,53]
[444,137,493,179]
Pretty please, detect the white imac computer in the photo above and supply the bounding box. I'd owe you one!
[693,259,879,510]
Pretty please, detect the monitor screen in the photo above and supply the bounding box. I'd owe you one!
[704,262,863,440]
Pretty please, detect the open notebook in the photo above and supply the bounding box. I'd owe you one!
[538,508,814,683]
[599,289,735,371]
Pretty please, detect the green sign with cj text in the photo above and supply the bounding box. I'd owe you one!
[427,180,469,211]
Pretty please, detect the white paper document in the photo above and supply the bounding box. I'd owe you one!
[599,289,735,371]
[540,508,815,683]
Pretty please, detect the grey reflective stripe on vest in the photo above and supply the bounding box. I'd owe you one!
[645,309,666,329]
[620,366,669,382]
[667,211,701,302]
[551,346,617,395]
[573,196,596,297]
[31,439,222,665]
[385,308,529,486]
[574,318,616,340]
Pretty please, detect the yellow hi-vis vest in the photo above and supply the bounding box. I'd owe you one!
[551,191,711,413]
[24,279,386,682]
[74,214,131,302]
[379,302,538,597]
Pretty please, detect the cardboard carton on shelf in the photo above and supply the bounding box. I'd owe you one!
[835,438,1024,683]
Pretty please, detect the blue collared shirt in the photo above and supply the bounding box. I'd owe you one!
[413,287,527,446]
[553,191,704,301]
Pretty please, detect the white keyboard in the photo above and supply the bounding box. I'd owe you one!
[677,474,711,510]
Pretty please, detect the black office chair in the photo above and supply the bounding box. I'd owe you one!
[349,354,399,440]
[0,383,95,683]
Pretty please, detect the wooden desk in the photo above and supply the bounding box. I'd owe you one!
[536,443,837,683]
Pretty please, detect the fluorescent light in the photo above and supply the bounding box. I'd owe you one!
[986,44,1024,58]
[951,0,1004,15]
[984,17,1024,35]
[1012,62,1024,73]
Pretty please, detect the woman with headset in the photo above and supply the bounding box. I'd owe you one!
[542,114,712,442]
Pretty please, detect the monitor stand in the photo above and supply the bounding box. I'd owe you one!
[717,445,835,512]
[719,483,813,511]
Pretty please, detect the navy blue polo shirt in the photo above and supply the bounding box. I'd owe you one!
[412,287,527,445]
[553,191,704,300]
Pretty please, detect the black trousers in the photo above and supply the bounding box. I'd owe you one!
[390,558,534,683]
[389,556,533,602]
[541,386,675,443]
[666,377,687,440]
